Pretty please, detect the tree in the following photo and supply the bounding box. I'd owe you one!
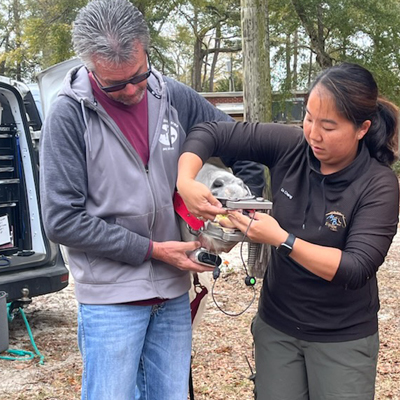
[288,0,400,101]
[0,0,25,80]
[0,0,87,80]
[291,0,333,68]
[241,0,272,122]
[172,0,242,91]
[241,0,273,278]
[0,0,399,103]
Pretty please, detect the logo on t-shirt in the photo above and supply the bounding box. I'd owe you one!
[325,211,347,232]
[159,120,178,149]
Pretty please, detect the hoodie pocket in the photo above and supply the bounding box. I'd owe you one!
[86,254,152,284]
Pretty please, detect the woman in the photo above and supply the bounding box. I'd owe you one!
[177,63,399,399]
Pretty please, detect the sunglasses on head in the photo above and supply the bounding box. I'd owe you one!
[92,56,152,93]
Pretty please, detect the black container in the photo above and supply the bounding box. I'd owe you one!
[0,291,8,353]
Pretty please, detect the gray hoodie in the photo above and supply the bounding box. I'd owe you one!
[39,65,261,304]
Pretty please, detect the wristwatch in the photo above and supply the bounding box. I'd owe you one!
[276,233,296,256]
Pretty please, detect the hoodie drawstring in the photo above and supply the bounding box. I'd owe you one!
[302,171,312,229]
[147,72,172,147]
[319,177,327,230]
[80,99,91,153]
[165,84,173,148]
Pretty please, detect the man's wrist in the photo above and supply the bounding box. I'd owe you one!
[145,240,154,260]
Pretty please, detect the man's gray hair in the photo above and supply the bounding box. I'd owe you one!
[73,0,150,70]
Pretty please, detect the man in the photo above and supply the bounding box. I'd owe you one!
[39,1,265,399]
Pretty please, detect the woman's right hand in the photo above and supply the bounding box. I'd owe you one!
[177,152,225,221]
[177,178,224,221]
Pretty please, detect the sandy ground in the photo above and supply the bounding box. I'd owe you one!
[0,235,399,399]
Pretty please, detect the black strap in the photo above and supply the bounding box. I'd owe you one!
[189,362,195,400]
[190,273,208,323]
[189,273,207,400]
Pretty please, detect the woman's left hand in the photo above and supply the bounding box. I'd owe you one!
[224,211,287,247]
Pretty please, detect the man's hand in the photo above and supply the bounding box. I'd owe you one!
[152,240,216,273]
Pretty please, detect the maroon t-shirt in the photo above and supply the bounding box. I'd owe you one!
[89,73,149,165]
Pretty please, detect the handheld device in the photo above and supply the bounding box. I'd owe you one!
[189,248,222,267]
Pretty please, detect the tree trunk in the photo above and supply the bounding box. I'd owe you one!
[291,0,332,69]
[241,0,272,122]
[13,0,22,81]
[193,37,203,91]
[285,33,291,91]
[0,35,9,75]
[293,29,298,89]
[308,49,313,87]
[241,0,272,278]
[202,47,209,90]
[208,26,221,92]
[191,10,201,91]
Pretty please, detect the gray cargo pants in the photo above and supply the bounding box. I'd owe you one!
[251,313,379,400]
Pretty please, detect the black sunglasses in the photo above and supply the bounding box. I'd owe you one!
[92,56,152,93]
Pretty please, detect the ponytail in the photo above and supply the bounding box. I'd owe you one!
[364,97,398,166]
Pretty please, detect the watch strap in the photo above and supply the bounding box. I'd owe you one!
[276,233,296,256]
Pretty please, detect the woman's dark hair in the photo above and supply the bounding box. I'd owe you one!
[309,62,398,166]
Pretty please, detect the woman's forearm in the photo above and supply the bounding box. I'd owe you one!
[177,152,204,186]
[289,237,342,281]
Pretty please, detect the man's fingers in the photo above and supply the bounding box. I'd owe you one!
[184,241,202,251]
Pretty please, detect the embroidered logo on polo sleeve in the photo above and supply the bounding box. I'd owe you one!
[325,211,347,232]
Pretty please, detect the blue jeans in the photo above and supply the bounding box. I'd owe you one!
[78,293,192,400]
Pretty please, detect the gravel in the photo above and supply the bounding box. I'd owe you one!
[0,237,399,400]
